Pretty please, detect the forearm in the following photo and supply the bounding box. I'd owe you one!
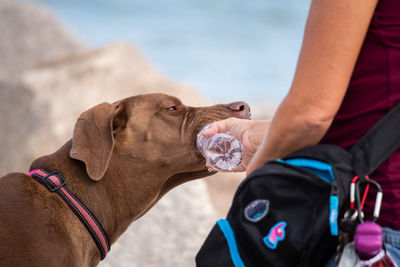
[249,96,332,164]
[246,0,378,175]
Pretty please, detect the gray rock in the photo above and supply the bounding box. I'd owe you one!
[0,79,39,173]
[0,0,85,79]
[0,0,84,173]
[101,180,218,267]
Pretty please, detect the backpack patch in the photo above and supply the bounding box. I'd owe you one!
[244,199,270,222]
[263,221,287,250]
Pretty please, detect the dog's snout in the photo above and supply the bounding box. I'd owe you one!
[227,101,251,119]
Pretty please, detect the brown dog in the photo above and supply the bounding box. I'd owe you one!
[0,93,250,266]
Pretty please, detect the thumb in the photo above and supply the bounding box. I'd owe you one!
[202,118,233,137]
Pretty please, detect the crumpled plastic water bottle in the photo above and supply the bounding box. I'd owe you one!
[197,124,245,172]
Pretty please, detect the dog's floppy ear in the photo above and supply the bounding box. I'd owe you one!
[70,102,126,181]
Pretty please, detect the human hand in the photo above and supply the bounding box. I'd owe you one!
[201,118,269,172]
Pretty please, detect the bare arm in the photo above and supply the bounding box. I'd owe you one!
[246,0,378,175]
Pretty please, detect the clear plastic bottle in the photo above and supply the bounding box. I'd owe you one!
[197,124,245,172]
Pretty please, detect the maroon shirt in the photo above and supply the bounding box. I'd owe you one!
[320,0,400,229]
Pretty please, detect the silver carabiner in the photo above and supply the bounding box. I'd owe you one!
[354,178,382,222]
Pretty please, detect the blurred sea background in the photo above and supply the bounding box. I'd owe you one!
[27,0,310,109]
[0,1,311,266]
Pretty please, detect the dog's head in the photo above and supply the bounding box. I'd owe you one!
[70,93,250,194]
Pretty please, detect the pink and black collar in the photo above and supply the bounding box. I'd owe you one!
[28,169,110,260]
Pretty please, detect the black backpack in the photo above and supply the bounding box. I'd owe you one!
[196,102,400,267]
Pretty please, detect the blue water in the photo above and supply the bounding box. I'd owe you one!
[31,0,310,106]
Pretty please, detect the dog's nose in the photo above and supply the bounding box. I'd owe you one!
[227,101,251,119]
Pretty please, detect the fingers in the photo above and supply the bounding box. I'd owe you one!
[206,161,246,173]
[202,119,230,137]
[205,162,213,169]
[211,163,247,173]
[202,118,239,137]
[201,124,219,137]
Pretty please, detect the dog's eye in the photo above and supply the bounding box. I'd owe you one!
[166,106,177,111]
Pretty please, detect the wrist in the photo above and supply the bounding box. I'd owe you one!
[247,120,270,152]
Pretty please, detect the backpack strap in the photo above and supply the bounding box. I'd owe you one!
[350,102,400,177]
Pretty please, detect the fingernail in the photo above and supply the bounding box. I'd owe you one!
[201,124,212,132]
[202,129,210,135]
[201,124,213,135]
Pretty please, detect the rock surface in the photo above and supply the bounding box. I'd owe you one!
[0,0,85,173]
[0,0,84,79]
[101,179,217,267]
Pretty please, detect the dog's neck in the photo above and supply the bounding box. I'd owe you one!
[30,140,170,253]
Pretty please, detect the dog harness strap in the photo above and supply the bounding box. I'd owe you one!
[27,169,110,260]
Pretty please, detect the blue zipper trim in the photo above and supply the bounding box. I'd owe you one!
[278,158,339,236]
[329,195,339,236]
[217,219,246,267]
[277,158,335,183]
